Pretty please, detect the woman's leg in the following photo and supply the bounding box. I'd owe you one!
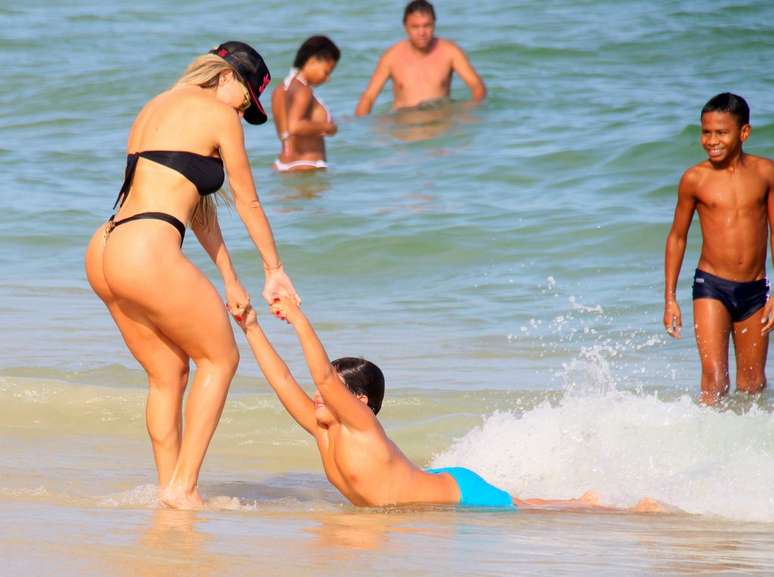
[102,227,240,508]
[86,225,190,486]
[109,300,190,485]
[146,264,239,508]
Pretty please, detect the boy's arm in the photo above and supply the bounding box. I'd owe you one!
[239,310,317,435]
[276,302,376,431]
[762,161,774,334]
[664,169,699,338]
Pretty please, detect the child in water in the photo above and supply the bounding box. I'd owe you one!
[234,298,662,512]
[664,93,774,404]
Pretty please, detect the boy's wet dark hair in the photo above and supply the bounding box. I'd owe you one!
[403,0,436,22]
[332,357,385,415]
[701,92,750,127]
[293,36,341,69]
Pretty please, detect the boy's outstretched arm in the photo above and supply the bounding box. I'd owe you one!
[664,169,699,338]
[272,298,376,430]
[235,306,317,435]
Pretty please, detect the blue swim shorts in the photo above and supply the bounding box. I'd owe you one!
[692,269,769,322]
[427,466,516,510]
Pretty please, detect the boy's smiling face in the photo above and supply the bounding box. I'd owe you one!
[700,111,750,164]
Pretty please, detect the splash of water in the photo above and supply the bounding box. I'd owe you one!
[431,389,774,522]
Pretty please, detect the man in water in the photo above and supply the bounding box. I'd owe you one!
[355,0,486,116]
[664,93,774,404]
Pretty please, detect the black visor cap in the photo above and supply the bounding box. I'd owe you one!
[210,41,271,125]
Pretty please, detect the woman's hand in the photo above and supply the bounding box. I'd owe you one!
[323,120,338,136]
[225,277,251,321]
[262,266,300,305]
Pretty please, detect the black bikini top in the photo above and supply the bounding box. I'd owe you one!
[113,150,225,209]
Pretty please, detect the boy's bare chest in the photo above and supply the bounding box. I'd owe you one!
[317,430,365,475]
[698,172,767,209]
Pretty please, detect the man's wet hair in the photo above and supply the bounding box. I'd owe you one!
[701,93,750,127]
[293,36,341,69]
[332,357,385,415]
[403,0,436,23]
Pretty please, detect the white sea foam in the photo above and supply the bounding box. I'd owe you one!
[98,484,160,508]
[97,483,343,513]
[431,389,774,522]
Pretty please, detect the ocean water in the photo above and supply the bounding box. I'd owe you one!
[2,0,774,575]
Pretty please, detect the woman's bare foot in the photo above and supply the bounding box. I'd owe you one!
[159,486,204,510]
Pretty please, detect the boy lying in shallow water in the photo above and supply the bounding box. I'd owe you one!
[235,297,662,512]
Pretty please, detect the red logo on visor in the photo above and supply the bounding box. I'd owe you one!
[217,48,229,57]
[258,73,270,94]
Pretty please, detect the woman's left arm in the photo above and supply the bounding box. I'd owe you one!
[217,108,300,304]
[191,211,250,316]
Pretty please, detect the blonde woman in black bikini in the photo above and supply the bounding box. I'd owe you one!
[271,36,340,172]
[84,41,298,509]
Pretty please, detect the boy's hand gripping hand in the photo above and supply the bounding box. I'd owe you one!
[225,277,250,321]
[664,300,682,339]
[271,295,303,325]
[231,302,257,332]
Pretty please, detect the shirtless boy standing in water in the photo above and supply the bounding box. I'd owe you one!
[233,298,662,512]
[355,0,486,116]
[664,93,774,404]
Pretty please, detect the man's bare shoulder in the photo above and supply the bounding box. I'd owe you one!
[435,37,465,55]
[383,40,410,61]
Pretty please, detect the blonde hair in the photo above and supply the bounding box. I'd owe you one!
[174,53,238,228]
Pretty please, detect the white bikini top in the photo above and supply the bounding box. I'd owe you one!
[282,67,332,123]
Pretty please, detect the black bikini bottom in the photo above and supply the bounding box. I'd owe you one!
[106,212,186,245]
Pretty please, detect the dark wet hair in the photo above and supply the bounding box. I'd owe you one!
[293,36,341,69]
[701,93,750,127]
[332,357,385,415]
[403,0,436,23]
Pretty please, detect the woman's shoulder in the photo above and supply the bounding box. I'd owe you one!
[129,86,240,148]
[147,86,230,115]
[286,77,312,97]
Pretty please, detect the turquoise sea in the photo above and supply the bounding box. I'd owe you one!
[2,1,774,575]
